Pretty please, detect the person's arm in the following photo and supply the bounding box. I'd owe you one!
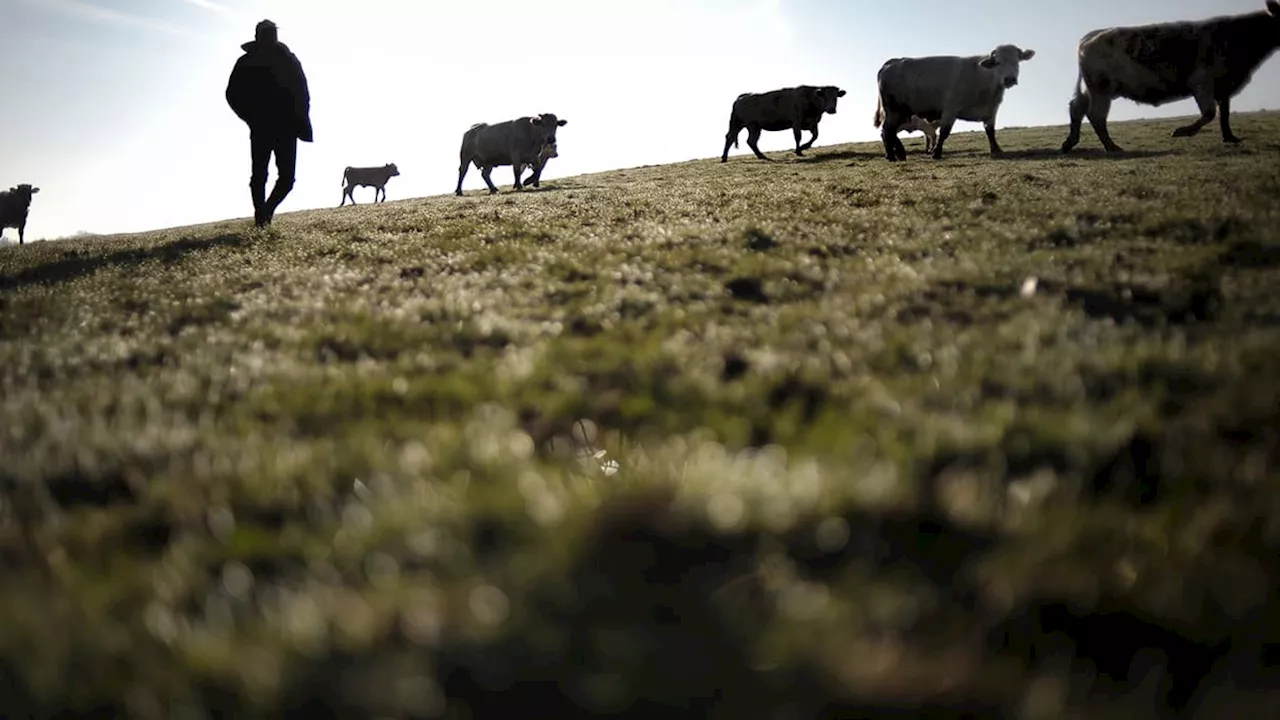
[289,53,313,141]
[225,57,251,123]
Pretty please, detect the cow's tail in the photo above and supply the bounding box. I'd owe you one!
[341,166,352,185]
[873,92,884,129]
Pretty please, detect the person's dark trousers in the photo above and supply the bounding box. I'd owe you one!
[249,126,298,227]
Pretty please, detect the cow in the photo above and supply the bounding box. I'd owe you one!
[517,142,559,189]
[455,113,567,196]
[721,85,847,163]
[875,44,1036,161]
[874,95,940,153]
[340,163,400,206]
[1062,1,1280,154]
[0,184,40,246]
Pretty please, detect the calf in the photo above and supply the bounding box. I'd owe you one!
[1062,1,1280,153]
[0,184,40,246]
[517,142,559,189]
[721,85,846,163]
[874,96,940,153]
[876,44,1036,161]
[455,113,567,196]
[340,163,400,206]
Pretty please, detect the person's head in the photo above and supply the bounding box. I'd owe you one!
[254,19,278,44]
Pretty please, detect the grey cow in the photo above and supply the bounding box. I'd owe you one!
[0,184,40,246]
[876,44,1036,161]
[721,85,847,163]
[455,114,567,196]
[1063,1,1280,153]
[340,163,400,206]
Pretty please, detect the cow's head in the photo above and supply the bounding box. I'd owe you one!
[979,45,1035,89]
[815,86,847,114]
[11,184,39,202]
[385,163,400,177]
[530,113,568,149]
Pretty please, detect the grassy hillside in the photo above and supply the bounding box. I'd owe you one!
[2,112,1280,719]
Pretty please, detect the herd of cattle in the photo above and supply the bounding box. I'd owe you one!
[3,2,1279,246]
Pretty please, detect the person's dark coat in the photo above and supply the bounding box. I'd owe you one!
[225,39,313,142]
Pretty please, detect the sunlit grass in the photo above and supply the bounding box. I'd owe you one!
[2,112,1279,718]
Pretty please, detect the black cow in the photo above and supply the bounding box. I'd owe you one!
[456,114,567,196]
[721,85,846,162]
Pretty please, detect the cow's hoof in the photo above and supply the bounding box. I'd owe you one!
[1224,135,1243,145]
[1061,141,1076,154]
[1170,127,1198,138]
[1104,145,1125,153]
[455,191,463,197]
[488,189,499,195]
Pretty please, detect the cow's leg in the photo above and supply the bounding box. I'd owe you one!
[881,112,904,161]
[456,158,471,196]
[799,125,819,152]
[792,125,805,156]
[18,224,24,246]
[528,158,545,188]
[924,126,937,154]
[722,118,743,163]
[1172,81,1216,138]
[1085,93,1123,152]
[894,130,908,161]
[931,114,957,160]
[341,185,354,207]
[480,166,499,194]
[746,126,770,161]
[1218,96,1242,144]
[1062,83,1089,153]
[984,114,1003,156]
[511,152,527,191]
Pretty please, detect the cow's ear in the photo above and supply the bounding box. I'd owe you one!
[837,89,847,97]
[1020,48,1036,61]
[31,187,40,194]
[1268,0,1279,17]
[557,119,567,127]
[979,55,998,69]
[531,117,543,126]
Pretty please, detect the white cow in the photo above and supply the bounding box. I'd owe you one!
[875,44,1036,161]
[340,163,400,206]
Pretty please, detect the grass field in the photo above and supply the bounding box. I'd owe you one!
[2,112,1280,719]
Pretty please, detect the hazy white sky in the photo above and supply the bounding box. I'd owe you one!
[2,0,1278,241]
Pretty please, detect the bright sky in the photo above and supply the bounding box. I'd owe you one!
[3,0,1278,241]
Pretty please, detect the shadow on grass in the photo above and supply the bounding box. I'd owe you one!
[796,149,877,164]
[0,234,247,292]
[995,148,1175,161]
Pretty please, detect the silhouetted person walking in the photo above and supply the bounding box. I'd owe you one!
[225,19,312,228]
